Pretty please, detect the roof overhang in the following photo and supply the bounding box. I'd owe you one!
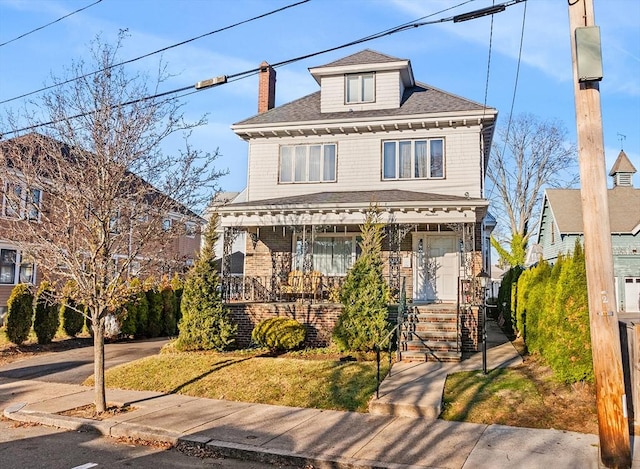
[218,199,488,228]
[231,109,497,141]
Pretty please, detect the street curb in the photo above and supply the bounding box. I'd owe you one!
[3,407,421,469]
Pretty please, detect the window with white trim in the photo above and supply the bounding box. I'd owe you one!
[0,249,35,285]
[382,138,445,180]
[279,144,336,184]
[162,218,172,231]
[293,234,361,276]
[0,249,17,284]
[185,222,196,238]
[2,183,43,220]
[345,73,374,104]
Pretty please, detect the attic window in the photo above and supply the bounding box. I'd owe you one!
[345,73,374,104]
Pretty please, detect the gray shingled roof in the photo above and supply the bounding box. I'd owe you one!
[224,189,481,209]
[546,188,640,234]
[314,49,408,68]
[233,82,489,127]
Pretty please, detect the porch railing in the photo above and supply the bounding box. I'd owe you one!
[221,274,347,303]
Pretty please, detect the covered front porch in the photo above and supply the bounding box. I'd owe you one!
[217,189,489,306]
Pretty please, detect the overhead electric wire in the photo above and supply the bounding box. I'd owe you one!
[486,0,528,201]
[0,0,310,105]
[0,0,104,48]
[2,0,526,138]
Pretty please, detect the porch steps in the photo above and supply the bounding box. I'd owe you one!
[399,305,461,362]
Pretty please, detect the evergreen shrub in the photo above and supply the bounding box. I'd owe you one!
[60,281,85,337]
[251,317,306,351]
[6,283,34,345]
[33,281,60,344]
[145,283,163,338]
[176,214,236,351]
[333,205,390,352]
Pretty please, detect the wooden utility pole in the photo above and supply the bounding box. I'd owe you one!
[568,1,631,467]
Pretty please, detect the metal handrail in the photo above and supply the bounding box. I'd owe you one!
[374,277,408,399]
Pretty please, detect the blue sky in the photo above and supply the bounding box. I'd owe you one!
[1,0,638,196]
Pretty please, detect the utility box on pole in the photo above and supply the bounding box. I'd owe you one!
[568,1,631,468]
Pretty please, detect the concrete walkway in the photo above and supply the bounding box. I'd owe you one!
[1,321,638,469]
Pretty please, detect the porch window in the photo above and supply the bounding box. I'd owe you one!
[382,138,445,180]
[294,235,357,276]
[279,144,336,184]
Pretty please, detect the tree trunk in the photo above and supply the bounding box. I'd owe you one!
[92,315,106,413]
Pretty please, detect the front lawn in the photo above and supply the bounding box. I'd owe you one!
[87,347,392,412]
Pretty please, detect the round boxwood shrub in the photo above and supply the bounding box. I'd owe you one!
[251,317,306,352]
[34,281,60,345]
[6,283,34,345]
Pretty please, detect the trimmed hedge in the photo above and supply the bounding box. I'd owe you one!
[515,241,593,383]
[252,317,306,351]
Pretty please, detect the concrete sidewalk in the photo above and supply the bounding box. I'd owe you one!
[1,321,638,469]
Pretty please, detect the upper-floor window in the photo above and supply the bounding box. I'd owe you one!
[279,144,336,184]
[162,218,172,231]
[2,183,43,220]
[345,73,375,104]
[185,222,196,238]
[382,138,445,180]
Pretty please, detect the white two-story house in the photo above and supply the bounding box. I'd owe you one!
[217,50,497,358]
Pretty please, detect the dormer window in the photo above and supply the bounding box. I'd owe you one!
[345,73,374,104]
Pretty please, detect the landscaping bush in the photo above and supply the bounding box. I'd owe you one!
[160,284,177,336]
[516,241,593,384]
[170,273,183,326]
[252,317,306,351]
[176,214,236,351]
[5,283,34,345]
[334,205,390,352]
[60,299,85,337]
[33,281,60,345]
[496,266,523,338]
[145,283,163,338]
[60,281,85,337]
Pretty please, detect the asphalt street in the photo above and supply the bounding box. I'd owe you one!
[0,338,169,384]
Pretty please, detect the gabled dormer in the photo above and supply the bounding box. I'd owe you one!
[609,150,637,188]
[308,49,414,113]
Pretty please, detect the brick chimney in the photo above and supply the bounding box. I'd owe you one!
[258,61,276,114]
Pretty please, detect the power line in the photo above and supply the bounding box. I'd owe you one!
[487,0,528,202]
[0,0,310,105]
[0,0,104,48]
[2,0,526,138]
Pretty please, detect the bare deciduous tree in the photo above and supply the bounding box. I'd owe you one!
[488,113,577,266]
[0,33,225,412]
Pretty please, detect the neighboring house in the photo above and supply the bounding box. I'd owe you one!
[0,133,203,321]
[207,191,246,274]
[535,150,640,313]
[215,50,498,358]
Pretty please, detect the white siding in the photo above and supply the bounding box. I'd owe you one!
[245,126,483,202]
[320,70,401,113]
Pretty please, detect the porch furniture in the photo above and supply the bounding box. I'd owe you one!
[280,270,323,301]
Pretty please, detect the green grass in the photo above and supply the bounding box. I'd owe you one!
[88,348,392,412]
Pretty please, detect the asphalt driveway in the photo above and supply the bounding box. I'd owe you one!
[0,338,169,384]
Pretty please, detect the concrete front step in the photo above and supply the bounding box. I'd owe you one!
[400,349,461,362]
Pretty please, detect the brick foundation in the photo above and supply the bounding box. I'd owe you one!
[227,302,343,348]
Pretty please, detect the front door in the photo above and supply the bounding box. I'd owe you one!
[413,234,458,302]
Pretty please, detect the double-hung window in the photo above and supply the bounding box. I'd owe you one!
[0,249,17,284]
[279,144,336,184]
[382,138,445,180]
[346,73,374,104]
[2,183,43,220]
